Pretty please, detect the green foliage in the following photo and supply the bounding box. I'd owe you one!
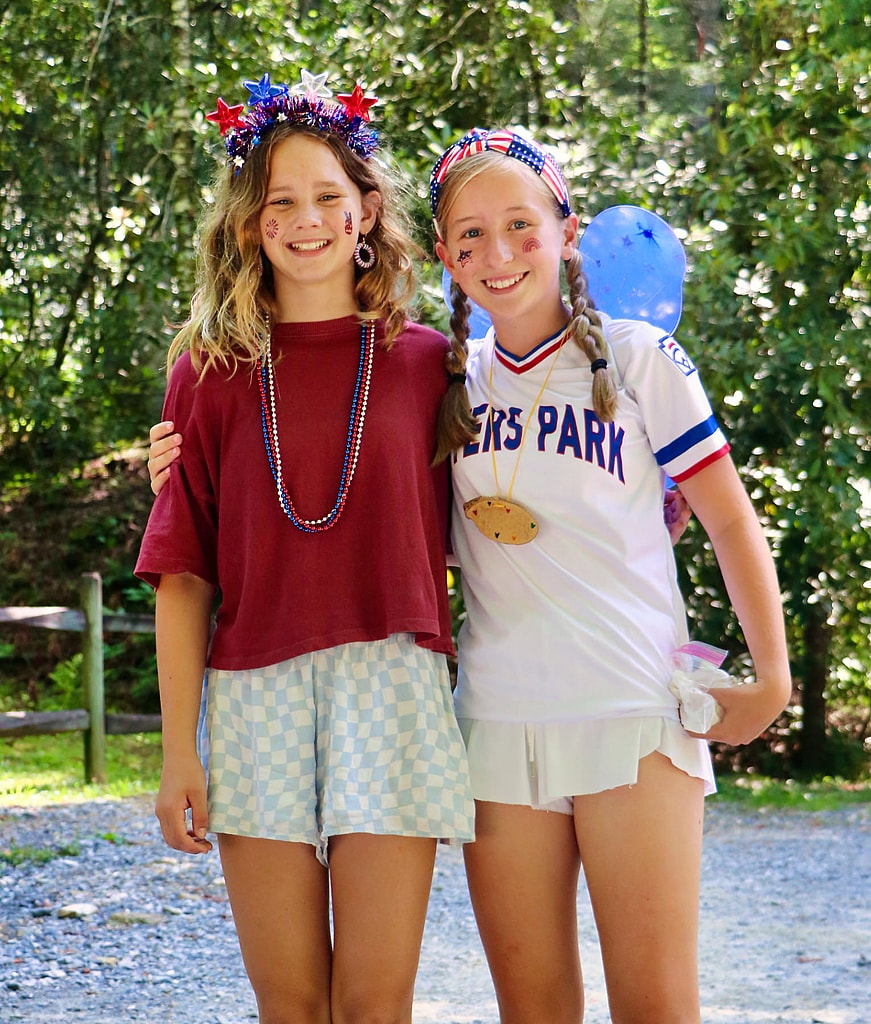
[1,730,867,812]
[672,0,871,774]
[1,1,201,477]
[45,653,83,711]
[0,732,162,805]
[97,830,131,845]
[0,449,156,712]
[0,0,867,777]
[0,840,81,867]
[714,773,871,811]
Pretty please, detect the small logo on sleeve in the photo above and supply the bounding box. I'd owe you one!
[658,336,697,376]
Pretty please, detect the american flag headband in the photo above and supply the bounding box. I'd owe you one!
[429,128,573,227]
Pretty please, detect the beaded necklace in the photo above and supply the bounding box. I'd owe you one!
[258,319,375,532]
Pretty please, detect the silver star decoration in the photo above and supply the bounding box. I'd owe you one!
[290,69,333,101]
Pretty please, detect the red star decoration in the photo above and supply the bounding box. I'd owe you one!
[336,85,378,122]
[205,97,246,135]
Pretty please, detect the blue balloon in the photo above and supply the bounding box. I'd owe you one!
[439,205,686,337]
[579,205,686,334]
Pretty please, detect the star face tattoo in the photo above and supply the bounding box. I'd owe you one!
[264,218,279,240]
[344,211,353,235]
[458,249,472,267]
[521,237,542,253]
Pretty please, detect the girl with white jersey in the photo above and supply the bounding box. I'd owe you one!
[146,118,791,1022]
[430,127,791,1024]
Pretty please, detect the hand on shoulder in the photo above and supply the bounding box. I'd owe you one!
[148,420,182,496]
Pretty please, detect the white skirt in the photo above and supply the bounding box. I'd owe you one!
[458,714,715,812]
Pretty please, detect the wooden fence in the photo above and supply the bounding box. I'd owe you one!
[0,573,159,783]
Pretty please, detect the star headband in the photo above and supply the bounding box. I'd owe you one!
[429,127,573,221]
[206,69,379,172]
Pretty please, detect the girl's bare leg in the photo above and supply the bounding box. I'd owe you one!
[329,833,437,1024]
[464,802,584,1023]
[218,834,332,1024]
[574,751,705,1024]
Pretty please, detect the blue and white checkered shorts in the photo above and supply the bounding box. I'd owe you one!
[204,634,475,864]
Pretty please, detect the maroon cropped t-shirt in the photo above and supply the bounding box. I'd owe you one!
[135,316,454,670]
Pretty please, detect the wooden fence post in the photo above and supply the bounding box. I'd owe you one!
[80,573,107,783]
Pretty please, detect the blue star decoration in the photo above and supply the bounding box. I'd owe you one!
[244,73,287,106]
[637,223,661,247]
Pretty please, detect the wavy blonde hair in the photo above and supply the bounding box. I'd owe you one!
[430,148,617,463]
[168,123,421,376]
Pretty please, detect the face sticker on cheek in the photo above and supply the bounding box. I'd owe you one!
[521,237,543,253]
[458,249,473,267]
[264,218,279,240]
[344,211,353,235]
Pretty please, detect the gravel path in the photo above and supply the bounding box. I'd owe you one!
[0,796,868,1023]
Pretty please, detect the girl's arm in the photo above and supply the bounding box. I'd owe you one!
[146,416,694,547]
[154,571,215,853]
[148,420,182,496]
[677,456,792,746]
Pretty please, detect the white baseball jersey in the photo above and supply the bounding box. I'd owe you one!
[451,313,730,725]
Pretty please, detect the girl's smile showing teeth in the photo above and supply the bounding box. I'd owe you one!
[485,272,526,290]
[289,240,330,251]
[434,160,582,353]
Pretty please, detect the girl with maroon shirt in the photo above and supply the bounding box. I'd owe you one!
[136,69,474,1024]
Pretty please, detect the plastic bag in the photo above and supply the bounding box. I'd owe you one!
[668,642,739,733]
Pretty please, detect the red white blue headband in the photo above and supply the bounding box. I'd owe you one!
[429,127,573,221]
[206,69,379,173]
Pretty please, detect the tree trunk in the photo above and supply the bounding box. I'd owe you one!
[637,0,648,117]
[796,603,830,775]
[687,0,723,55]
[170,0,194,196]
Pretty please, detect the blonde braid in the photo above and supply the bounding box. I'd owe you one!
[565,249,618,422]
[432,282,478,464]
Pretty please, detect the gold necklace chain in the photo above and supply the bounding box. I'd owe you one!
[462,329,568,546]
[488,329,568,501]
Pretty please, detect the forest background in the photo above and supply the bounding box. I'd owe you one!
[0,0,868,780]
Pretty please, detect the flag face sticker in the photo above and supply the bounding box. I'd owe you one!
[658,336,697,376]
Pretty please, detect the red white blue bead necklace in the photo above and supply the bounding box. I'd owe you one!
[258,319,375,532]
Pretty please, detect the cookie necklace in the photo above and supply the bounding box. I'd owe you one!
[463,331,566,545]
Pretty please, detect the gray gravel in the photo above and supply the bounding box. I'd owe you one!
[0,796,868,1023]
